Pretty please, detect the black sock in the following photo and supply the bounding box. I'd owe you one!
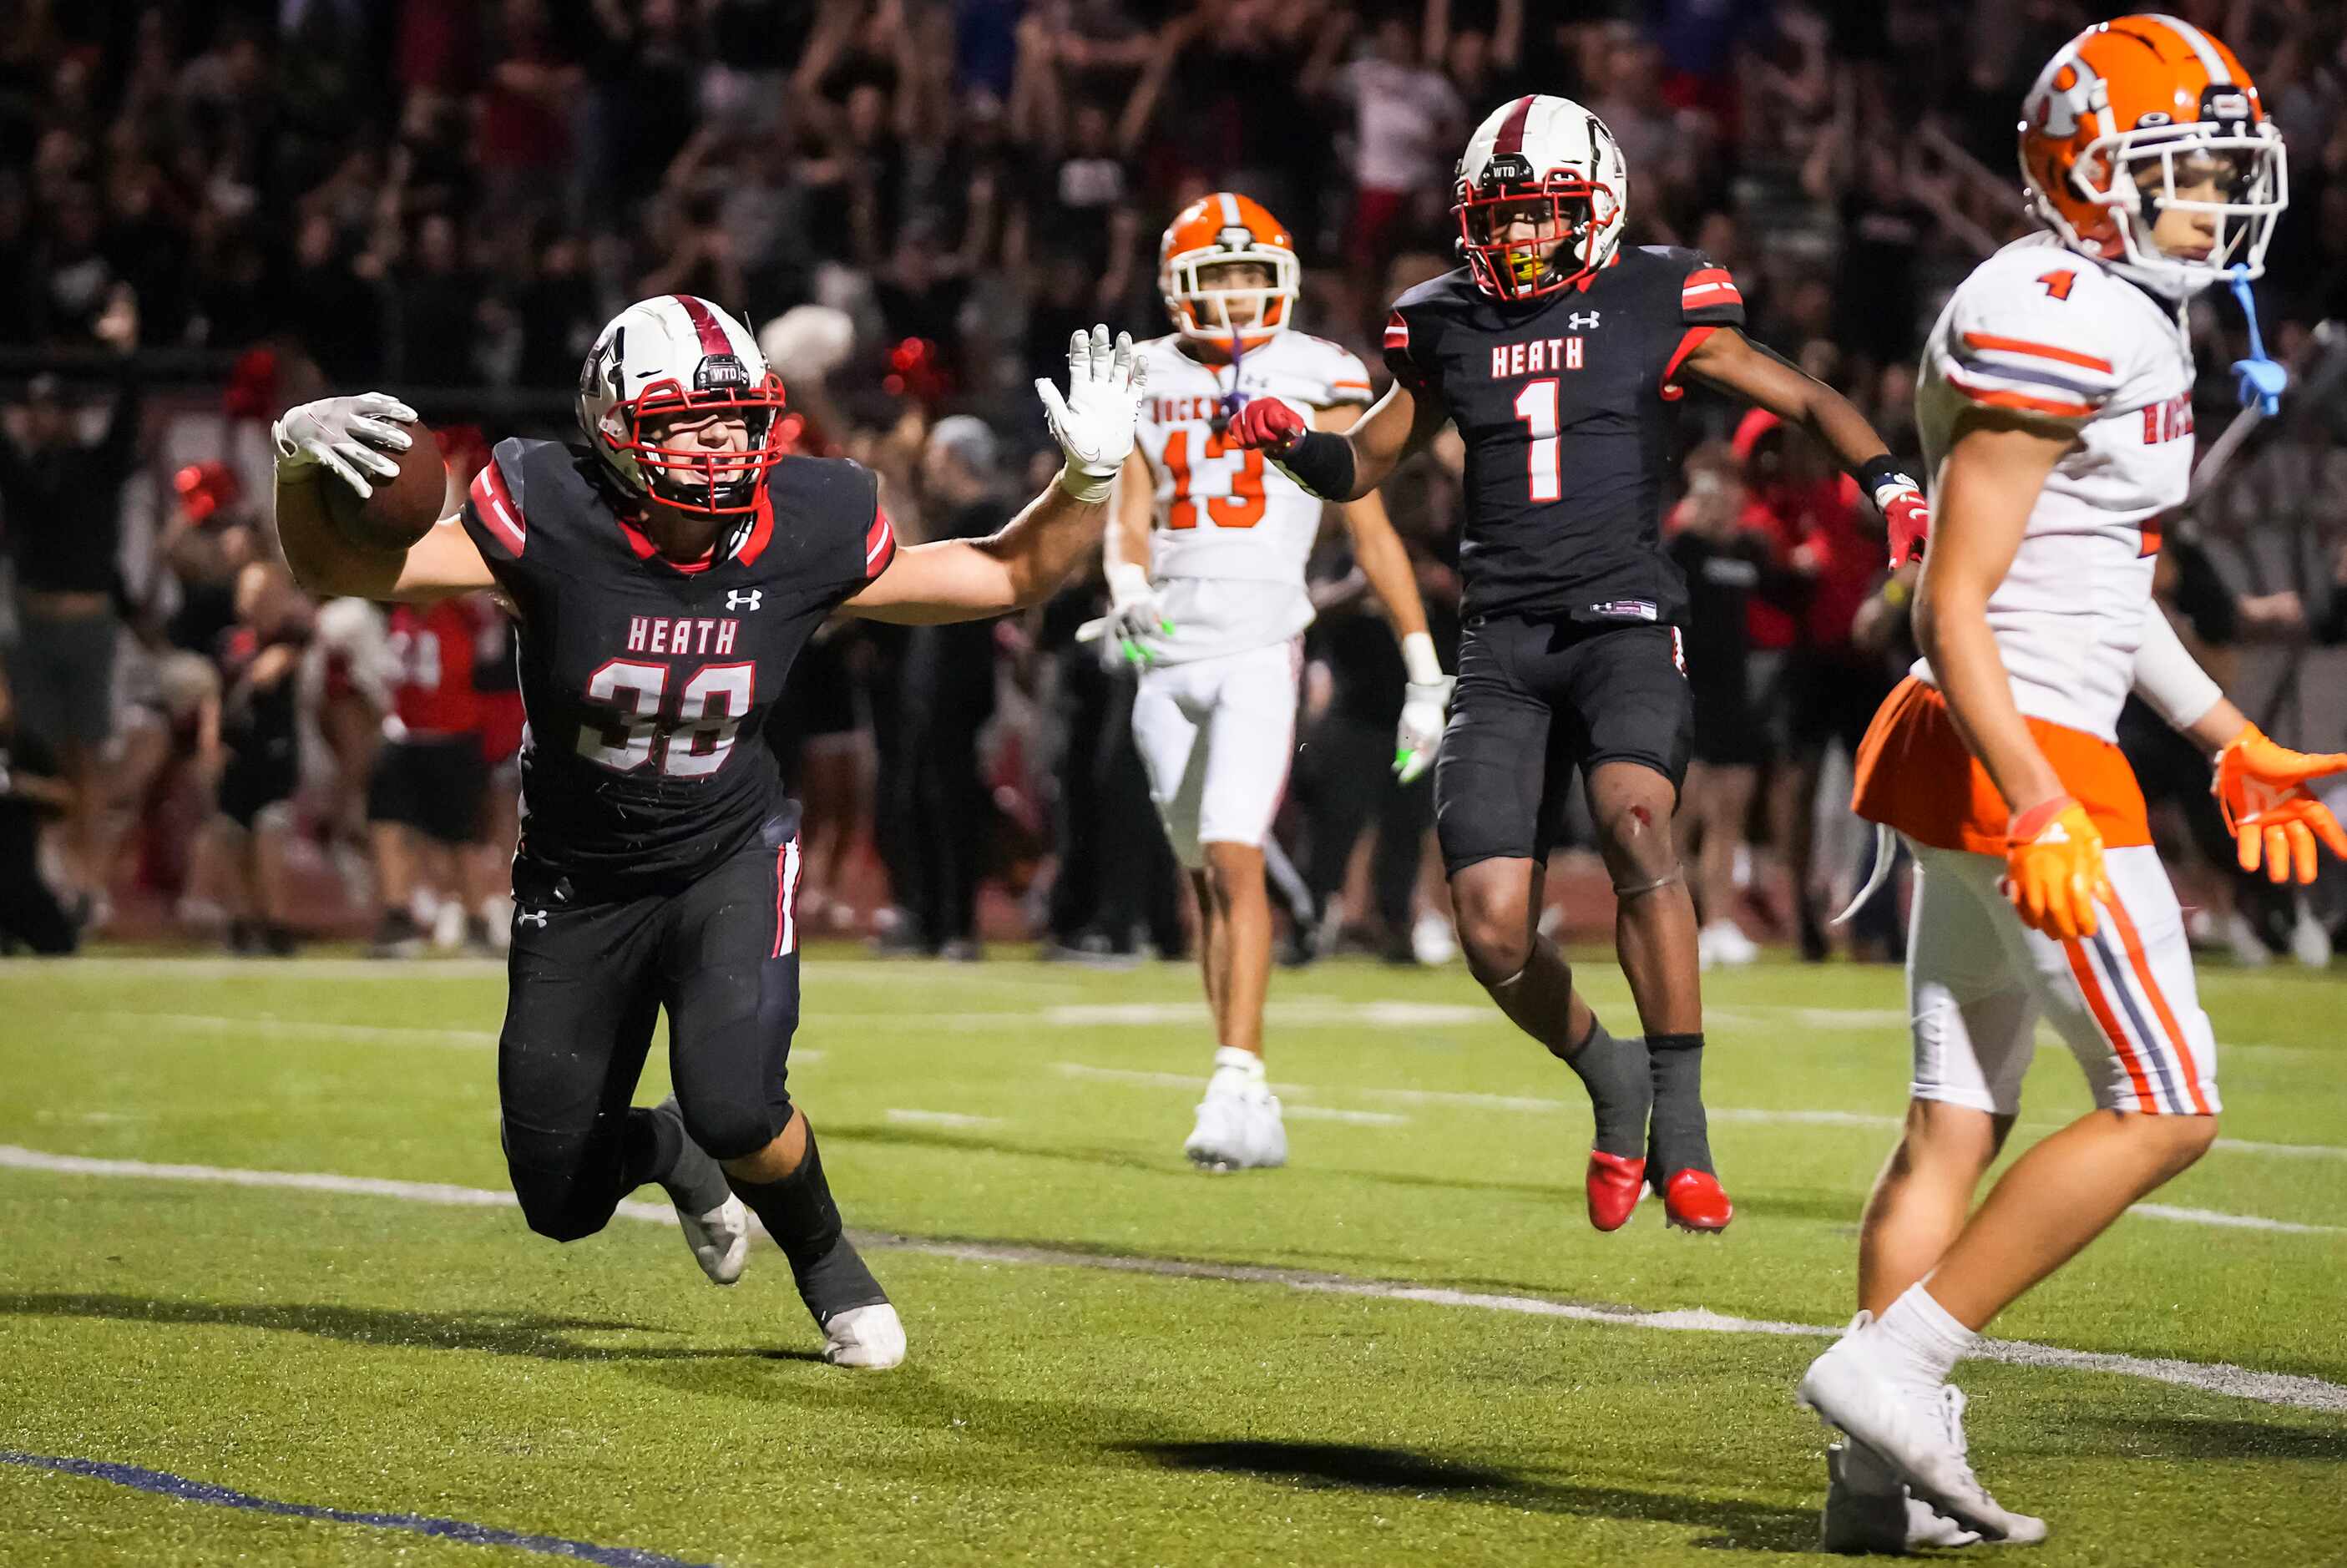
[619,1105,680,1193]
[633,1097,731,1216]
[725,1127,888,1324]
[1646,1032,1712,1176]
[1559,1018,1653,1160]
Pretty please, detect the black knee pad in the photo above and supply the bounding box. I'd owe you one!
[501,1119,621,1242]
[674,1087,789,1165]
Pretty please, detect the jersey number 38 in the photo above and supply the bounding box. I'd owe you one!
[579,660,753,779]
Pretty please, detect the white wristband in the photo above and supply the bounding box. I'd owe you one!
[1401,630,1444,688]
[1056,463,1114,505]
[1105,561,1153,609]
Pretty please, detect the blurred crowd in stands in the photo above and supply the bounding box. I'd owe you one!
[4,0,2347,966]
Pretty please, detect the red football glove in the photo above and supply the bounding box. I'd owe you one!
[2213,724,2347,883]
[1874,481,1930,569]
[1224,397,1306,454]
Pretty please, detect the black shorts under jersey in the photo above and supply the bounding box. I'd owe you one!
[367,735,488,846]
[1434,616,1692,875]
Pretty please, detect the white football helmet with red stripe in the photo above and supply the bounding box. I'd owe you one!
[577,295,788,516]
[1454,94,1629,301]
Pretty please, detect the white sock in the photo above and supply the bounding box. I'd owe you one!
[1875,1282,1975,1384]
[1211,1046,1266,1082]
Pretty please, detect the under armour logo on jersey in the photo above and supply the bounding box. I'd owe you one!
[726,589,762,613]
[516,908,548,928]
[1567,311,1601,331]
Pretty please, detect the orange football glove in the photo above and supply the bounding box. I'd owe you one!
[2212,725,2347,884]
[2003,796,2114,940]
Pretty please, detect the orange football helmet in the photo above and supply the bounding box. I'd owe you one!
[2019,14,2287,296]
[1158,193,1300,351]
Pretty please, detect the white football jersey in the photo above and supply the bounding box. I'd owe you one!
[1133,330,1373,662]
[1914,235,2195,741]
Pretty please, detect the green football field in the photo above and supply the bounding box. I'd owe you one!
[3,948,2344,1566]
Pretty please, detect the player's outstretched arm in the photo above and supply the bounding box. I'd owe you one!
[1320,403,1449,780]
[1680,327,1930,565]
[846,326,1142,625]
[2133,601,2347,883]
[274,396,495,604]
[1225,378,1442,503]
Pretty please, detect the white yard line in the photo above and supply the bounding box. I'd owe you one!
[883,1109,1003,1130]
[1052,1064,2347,1160]
[2136,1203,2346,1236]
[68,1013,498,1048]
[1282,1105,1411,1126]
[1,1141,2339,1415]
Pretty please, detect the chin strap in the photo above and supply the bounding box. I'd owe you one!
[2229,267,2288,417]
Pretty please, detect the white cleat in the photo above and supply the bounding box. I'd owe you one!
[676,1194,750,1285]
[1699,918,1760,969]
[822,1302,907,1369]
[1799,1331,2047,1545]
[1823,1440,1984,1554]
[1184,1072,1287,1171]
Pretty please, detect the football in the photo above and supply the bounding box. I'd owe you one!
[323,421,448,553]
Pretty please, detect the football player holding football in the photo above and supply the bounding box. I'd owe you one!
[1228,96,1930,1236]
[1105,194,1449,1171]
[273,298,1144,1369]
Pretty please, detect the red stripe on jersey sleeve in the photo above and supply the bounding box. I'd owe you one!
[1658,326,1717,399]
[1681,267,1743,306]
[469,460,525,556]
[1383,311,1410,350]
[864,507,896,579]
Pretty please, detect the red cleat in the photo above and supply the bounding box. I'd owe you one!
[1662,1168,1734,1233]
[1586,1151,1646,1232]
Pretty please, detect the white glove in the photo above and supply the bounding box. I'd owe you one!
[1035,325,1144,504]
[1101,560,1171,668]
[1394,631,1452,785]
[271,393,417,499]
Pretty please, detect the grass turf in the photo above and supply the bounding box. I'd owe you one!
[3,948,2344,1565]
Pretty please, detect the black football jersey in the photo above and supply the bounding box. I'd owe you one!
[458,438,894,888]
[1383,245,1747,625]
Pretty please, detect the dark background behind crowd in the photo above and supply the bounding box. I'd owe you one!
[3,0,2346,969]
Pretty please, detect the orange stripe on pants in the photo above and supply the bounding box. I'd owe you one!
[2102,895,2212,1115]
[2061,937,2162,1113]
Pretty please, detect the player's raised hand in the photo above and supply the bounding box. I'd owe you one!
[1224,396,1307,454]
[1036,326,1145,504]
[272,393,417,499]
[2002,796,2113,940]
[2213,725,2347,883]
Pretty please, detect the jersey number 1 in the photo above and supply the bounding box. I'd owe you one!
[579,660,754,779]
[1515,379,1562,503]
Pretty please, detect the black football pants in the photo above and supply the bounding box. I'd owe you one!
[498,830,802,1242]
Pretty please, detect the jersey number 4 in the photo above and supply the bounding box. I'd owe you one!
[579,660,753,778]
[1162,427,1267,529]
